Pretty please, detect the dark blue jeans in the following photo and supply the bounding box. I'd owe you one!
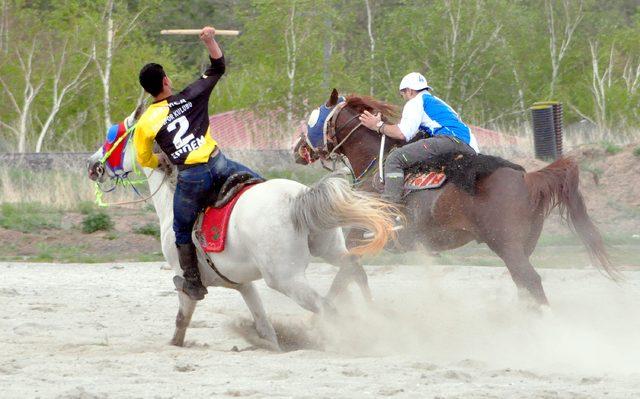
[173,151,261,245]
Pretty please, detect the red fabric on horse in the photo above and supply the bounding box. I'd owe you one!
[404,172,446,190]
[103,122,128,171]
[197,184,259,253]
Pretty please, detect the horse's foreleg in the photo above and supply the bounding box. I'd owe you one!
[171,291,197,346]
[236,282,280,351]
[325,255,373,304]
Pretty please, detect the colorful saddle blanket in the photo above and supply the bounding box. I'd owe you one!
[195,184,259,253]
[404,171,447,191]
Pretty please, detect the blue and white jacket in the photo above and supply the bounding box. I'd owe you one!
[397,92,479,152]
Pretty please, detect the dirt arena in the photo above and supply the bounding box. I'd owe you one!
[1,261,639,398]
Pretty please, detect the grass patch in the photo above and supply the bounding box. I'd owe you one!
[135,252,165,262]
[0,203,63,233]
[78,201,99,215]
[0,167,148,210]
[82,212,114,233]
[603,141,623,155]
[634,147,640,157]
[133,222,160,238]
[104,231,119,240]
[32,243,112,263]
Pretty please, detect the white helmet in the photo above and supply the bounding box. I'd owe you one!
[399,72,431,91]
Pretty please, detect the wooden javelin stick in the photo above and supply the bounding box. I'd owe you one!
[160,29,240,36]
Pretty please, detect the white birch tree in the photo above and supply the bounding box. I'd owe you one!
[0,0,8,56]
[35,39,94,152]
[442,0,502,110]
[364,0,376,96]
[0,41,43,153]
[284,1,298,123]
[589,41,614,128]
[91,0,144,131]
[622,57,640,96]
[545,0,583,98]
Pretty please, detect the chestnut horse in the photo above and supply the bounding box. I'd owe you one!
[294,89,619,305]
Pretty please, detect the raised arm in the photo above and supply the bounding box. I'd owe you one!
[180,26,226,99]
[200,26,222,60]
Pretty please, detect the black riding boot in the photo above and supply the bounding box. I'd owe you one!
[176,243,208,301]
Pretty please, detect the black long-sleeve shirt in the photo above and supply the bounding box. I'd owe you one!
[134,56,226,167]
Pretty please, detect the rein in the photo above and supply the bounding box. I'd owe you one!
[94,123,167,207]
[323,103,385,186]
[95,170,168,207]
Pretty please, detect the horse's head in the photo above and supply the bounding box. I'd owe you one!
[87,104,145,183]
[295,89,401,183]
[293,88,343,165]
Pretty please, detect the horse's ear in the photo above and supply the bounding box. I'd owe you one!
[133,102,146,121]
[327,88,339,107]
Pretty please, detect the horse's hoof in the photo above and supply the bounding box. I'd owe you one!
[170,339,185,347]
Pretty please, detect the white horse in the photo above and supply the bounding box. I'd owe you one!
[87,110,395,350]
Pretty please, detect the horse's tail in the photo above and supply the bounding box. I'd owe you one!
[524,157,621,280]
[290,175,397,256]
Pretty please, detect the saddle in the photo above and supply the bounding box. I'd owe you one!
[195,173,264,253]
[401,152,525,195]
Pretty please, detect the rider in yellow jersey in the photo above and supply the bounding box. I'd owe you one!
[135,26,260,300]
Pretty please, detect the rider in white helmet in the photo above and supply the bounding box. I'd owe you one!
[359,72,479,203]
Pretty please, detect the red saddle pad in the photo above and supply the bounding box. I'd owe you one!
[196,184,259,253]
[404,171,447,191]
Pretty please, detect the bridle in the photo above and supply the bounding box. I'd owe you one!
[321,103,387,187]
[93,124,168,207]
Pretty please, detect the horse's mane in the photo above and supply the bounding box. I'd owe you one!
[346,95,400,123]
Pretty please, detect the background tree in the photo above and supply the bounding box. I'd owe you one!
[1,0,639,153]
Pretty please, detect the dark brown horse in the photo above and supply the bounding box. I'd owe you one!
[294,89,619,305]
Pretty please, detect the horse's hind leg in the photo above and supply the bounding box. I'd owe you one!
[491,242,549,306]
[310,230,373,304]
[525,212,545,258]
[325,255,372,304]
[171,291,197,346]
[236,282,280,351]
[264,272,334,315]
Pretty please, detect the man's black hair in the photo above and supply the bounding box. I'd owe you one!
[139,63,166,97]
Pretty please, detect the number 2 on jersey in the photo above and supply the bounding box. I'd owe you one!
[168,116,194,149]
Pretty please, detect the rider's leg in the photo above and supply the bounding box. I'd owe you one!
[207,150,263,186]
[383,136,475,203]
[173,165,213,301]
[382,138,433,202]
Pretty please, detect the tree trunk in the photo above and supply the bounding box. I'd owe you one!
[285,2,297,123]
[365,0,375,96]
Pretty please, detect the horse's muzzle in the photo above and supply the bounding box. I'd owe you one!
[87,161,104,182]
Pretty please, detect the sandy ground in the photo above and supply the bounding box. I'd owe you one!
[1,262,639,399]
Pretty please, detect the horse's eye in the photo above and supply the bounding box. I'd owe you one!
[307,108,320,127]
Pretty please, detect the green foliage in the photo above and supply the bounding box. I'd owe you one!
[132,223,160,238]
[0,203,62,233]
[82,212,114,233]
[1,0,640,153]
[633,147,640,157]
[604,142,623,155]
[33,243,111,263]
[104,232,119,240]
[78,201,98,215]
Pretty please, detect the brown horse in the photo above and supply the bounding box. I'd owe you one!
[294,89,619,305]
